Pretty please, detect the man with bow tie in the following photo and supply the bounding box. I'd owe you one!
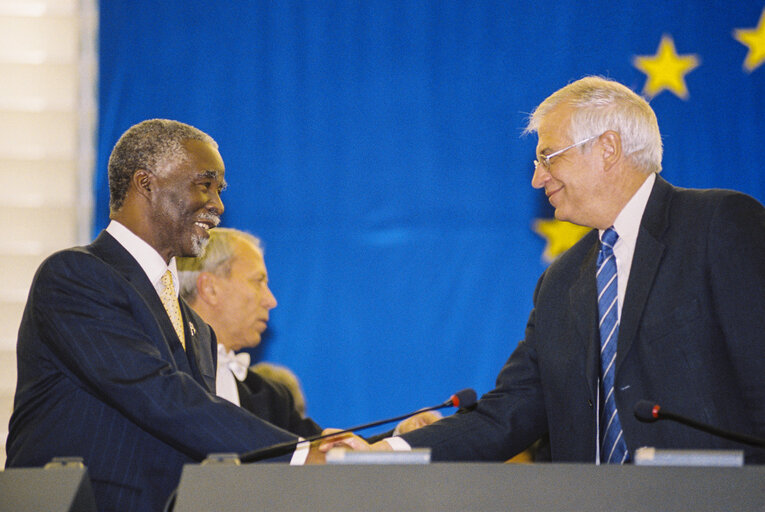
[178,228,323,437]
[178,227,441,438]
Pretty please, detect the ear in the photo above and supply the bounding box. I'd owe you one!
[195,272,219,306]
[599,130,622,172]
[131,169,154,201]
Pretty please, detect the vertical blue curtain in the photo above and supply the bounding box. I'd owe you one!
[96,1,765,430]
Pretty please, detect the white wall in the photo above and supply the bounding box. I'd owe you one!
[0,0,96,467]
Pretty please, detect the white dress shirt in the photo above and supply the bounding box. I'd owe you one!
[216,344,250,406]
[106,220,180,300]
[105,221,310,463]
[387,173,657,453]
[604,172,655,320]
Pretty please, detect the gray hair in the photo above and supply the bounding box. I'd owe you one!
[525,76,662,174]
[107,118,218,212]
[177,227,263,303]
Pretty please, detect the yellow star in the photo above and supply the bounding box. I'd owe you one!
[734,8,765,72]
[633,35,700,99]
[532,218,592,263]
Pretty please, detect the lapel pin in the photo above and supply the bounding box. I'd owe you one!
[189,322,196,336]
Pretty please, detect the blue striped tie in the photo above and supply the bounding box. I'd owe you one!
[597,227,629,464]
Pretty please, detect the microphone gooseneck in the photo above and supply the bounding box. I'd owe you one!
[633,399,765,448]
[239,388,478,463]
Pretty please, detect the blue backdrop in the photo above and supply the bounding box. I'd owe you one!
[96,1,765,432]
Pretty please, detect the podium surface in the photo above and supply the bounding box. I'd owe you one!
[174,462,765,511]
[0,466,97,512]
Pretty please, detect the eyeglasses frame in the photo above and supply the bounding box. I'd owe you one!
[534,134,600,172]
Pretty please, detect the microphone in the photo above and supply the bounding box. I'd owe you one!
[239,388,477,463]
[445,388,477,409]
[633,400,765,448]
[633,400,661,423]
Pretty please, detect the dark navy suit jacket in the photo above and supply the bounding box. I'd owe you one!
[236,370,322,438]
[402,176,765,463]
[6,232,299,511]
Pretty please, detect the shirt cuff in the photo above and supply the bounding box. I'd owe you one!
[384,436,412,451]
[289,439,310,465]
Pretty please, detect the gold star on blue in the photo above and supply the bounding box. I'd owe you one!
[633,34,700,100]
[734,8,765,72]
[532,218,592,263]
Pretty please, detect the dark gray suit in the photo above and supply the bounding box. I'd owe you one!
[237,370,322,438]
[236,370,394,443]
[402,176,765,463]
[6,232,299,511]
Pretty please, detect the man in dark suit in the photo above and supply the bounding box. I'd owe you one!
[367,76,765,464]
[4,119,338,512]
[177,227,441,438]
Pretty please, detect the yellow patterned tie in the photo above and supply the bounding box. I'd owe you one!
[160,270,186,350]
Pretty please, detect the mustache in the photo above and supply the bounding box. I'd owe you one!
[197,212,221,227]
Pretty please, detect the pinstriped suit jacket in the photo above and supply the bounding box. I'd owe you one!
[6,231,298,511]
[402,176,765,464]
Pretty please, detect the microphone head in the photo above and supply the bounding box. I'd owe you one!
[450,388,477,409]
[634,400,661,423]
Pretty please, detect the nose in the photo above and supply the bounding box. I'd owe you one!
[531,163,549,190]
[264,286,277,310]
[207,188,224,216]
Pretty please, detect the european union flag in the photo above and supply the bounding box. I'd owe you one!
[97,1,765,428]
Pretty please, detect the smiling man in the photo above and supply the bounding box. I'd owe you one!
[4,119,332,512]
[364,76,765,465]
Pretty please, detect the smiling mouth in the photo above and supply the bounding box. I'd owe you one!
[194,215,220,233]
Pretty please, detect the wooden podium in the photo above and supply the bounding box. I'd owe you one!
[173,462,765,511]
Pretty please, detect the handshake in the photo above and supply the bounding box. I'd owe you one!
[307,388,477,464]
[307,409,443,463]
[242,388,477,464]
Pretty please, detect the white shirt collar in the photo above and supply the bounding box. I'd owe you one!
[217,344,251,382]
[216,344,248,406]
[106,220,179,297]
[597,173,656,321]
[601,172,656,247]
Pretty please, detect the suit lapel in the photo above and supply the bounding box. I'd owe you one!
[569,235,601,400]
[88,231,193,374]
[235,379,255,411]
[616,176,671,371]
[180,300,216,392]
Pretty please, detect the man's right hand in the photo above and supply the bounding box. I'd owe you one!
[369,440,394,451]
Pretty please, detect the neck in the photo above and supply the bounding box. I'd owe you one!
[188,299,231,349]
[595,168,652,230]
[111,208,172,264]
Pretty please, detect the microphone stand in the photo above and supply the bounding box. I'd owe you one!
[240,389,476,463]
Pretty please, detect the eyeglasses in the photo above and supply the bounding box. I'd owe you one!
[534,134,599,172]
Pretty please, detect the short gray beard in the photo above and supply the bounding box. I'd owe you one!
[190,232,210,256]
[190,212,219,256]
